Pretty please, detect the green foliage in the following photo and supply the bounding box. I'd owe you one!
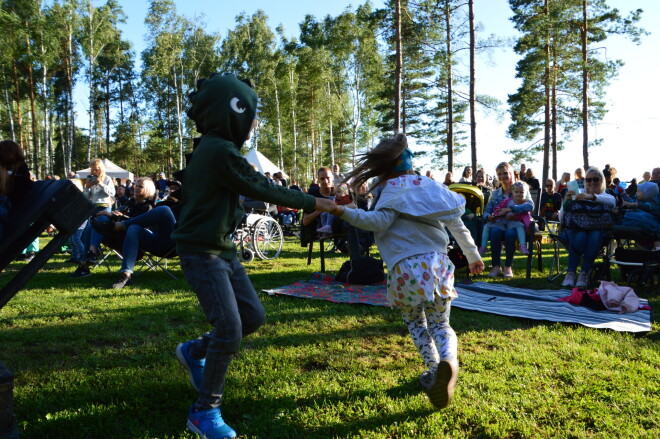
[0,0,646,182]
[507,0,646,170]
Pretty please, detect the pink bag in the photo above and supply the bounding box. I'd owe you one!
[598,281,640,313]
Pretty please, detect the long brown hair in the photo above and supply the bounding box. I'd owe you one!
[0,140,26,195]
[343,133,408,193]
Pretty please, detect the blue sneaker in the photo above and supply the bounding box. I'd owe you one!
[176,340,205,391]
[187,407,236,439]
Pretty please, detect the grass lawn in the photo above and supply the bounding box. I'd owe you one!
[0,234,658,438]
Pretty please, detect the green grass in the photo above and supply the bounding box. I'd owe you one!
[1,235,658,438]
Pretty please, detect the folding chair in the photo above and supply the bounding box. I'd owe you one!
[93,233,133,273]
[546,223,570,282]
[135,246,179,280]
[525,215,547,279]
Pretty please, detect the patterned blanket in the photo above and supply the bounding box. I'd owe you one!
[263,274,652,333]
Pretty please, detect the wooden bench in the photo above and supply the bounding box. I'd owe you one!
[0,179,95,309]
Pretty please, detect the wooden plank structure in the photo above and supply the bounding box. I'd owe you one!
[0,179,94,308]
[0,179,94,438]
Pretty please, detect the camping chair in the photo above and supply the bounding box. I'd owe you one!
[599,225,660,294]
[525,215,547,279]
[546,224,615,288]
[135,246,179,280]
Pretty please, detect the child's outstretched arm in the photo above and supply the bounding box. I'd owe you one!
[330,204,397,233]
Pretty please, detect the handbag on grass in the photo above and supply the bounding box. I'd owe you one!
[561,199,614,231]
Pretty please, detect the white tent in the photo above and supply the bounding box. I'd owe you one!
[75,158,134,182]
[243,148,288,179]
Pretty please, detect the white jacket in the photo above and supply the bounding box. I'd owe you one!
[340,175,480,269]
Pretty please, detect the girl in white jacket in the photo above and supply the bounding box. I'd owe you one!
[331,134,484,409]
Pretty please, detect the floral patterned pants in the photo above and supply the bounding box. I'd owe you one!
[399,298,457,373]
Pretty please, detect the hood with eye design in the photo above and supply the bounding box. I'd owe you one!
[187,73,258,148]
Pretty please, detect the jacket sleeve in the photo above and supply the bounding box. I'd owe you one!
[217,144,316,211]
[340,207,398,233]
[510,199,533,214]
[100,176,116,197]
[483,189,501,218]
[594,192,616,207]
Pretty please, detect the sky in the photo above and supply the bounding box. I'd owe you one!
[110,0,660,181]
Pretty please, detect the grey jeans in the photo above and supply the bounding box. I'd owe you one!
[180,253,266,409]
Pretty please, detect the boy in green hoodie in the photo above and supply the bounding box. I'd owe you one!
[172,74,335,439]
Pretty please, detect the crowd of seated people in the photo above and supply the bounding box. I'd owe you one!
[302,166,367,258]
[8,148,659,288]
[70,174,155,279]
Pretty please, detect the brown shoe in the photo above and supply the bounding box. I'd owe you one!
[425,360,458,409]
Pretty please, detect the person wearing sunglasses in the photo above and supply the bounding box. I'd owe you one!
[559,167,616,288]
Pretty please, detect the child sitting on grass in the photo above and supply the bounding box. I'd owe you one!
[479,181,532,256]
[329,133,484,409]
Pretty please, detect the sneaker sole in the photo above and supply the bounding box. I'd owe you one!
[176,344,201,392]
[427,361,457,409]
[187,419,236,439]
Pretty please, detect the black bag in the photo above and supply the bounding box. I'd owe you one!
[447,246,468,269]
[561,199,614,231]
[335,256,385,285]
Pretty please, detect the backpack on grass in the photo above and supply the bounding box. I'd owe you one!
[335,256,385,285]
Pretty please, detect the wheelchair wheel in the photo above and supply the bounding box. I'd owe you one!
[252,217,283,260]
[239,248,255,263]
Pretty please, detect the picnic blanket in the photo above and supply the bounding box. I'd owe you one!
[263,274,652,333]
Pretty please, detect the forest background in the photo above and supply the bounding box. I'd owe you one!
[1,0,657,187]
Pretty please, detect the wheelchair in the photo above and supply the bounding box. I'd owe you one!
[234,205,284,262]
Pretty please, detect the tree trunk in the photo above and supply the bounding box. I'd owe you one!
[542,0,550,187]
[468,0,477,176]
[173,67,184,170]
[551,69,558,181]
[12,61,24,151]
[289,67,298,182]
[445,1,454,173]
[118,72,125,125]
[274,79,284,170]
[87,3,94,163]
[581,0,589,170]
[41,58,52,176]
[66,25,76,171]
[309,88,316,172]
[350,67,361,167]
[105,80,111,154]
[394,0,402,134]
[26,31,41,178]
[327,82,335,167]
[3,72,15,142]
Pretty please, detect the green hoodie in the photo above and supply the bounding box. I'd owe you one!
[172,74,316,258]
